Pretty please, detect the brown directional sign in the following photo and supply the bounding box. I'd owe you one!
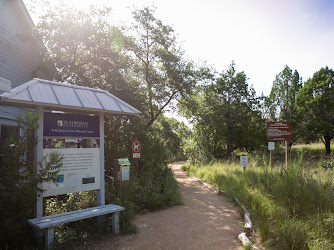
[267,122,292,141]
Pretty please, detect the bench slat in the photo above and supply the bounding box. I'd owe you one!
[28,204,124,230]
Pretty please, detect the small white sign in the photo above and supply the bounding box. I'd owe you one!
[133,153,140,159]
[240,155,248,168]
[268,142,275,151]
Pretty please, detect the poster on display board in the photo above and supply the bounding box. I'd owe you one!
[42,148,100,197]
[42,112,101,197]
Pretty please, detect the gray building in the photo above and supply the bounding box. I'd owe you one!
[0,0,52,151]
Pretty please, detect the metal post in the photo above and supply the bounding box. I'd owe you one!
[112,212,120,233]
[97,112,105,206]
[97,113,106,228]
[35,106,44,218]
[45,227,55,249]
[33,106,44,247]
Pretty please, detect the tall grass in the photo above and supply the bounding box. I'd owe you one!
[182,153,334,249]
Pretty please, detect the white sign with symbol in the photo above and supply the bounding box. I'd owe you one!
[132,140,141,159]
[240,155,248,168]
[268,142,275,151]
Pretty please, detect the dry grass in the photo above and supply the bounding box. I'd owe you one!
[182,144,334,249]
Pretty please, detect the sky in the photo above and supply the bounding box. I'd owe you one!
[24,0,334,122]
[133,0,334,96]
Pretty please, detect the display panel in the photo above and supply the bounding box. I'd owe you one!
[42,112,101,197]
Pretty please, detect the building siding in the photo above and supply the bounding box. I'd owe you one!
[0,0,43,89]
[0,0,52,125]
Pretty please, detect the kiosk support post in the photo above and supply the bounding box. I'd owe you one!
[35,106,44,218]
[33,106,44,247]
[97,112,105,206]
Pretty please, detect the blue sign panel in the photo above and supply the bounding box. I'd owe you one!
[44,113,100,138]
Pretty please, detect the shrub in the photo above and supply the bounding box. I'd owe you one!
[0,112,62,249]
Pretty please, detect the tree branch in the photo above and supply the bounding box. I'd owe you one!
[146,90,178,127]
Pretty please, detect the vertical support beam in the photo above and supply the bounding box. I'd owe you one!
[35,106,44,218]
[270,150,273,168]
[97,112,105,206]
[285,140,288,168]
[45,226,55,249]
[112,212,120,233]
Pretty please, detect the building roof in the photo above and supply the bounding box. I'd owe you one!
[0,78,141,115]
[16,0,35,28]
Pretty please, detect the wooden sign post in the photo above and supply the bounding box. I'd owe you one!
[268,142,275,168]
[285,141,289,169]
[132,140,141,159]
[267,122,292,169]
[240,155,248,172]
[132,138,141,172]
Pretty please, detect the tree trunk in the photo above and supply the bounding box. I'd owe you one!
[324,136,331,155]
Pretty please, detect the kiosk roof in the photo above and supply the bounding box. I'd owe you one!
[0,78,141,115]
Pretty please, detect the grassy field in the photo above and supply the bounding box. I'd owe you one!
[182,144,334,249]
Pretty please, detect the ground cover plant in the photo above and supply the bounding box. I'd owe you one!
[182,146,334,249]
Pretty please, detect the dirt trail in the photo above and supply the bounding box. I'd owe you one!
[86,162,243,250]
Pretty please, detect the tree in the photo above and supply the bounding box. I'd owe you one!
[124,7,196,127]
[296,66,334,155]
[265,65,303,149]
[35,3,145,110]
[180,62,265,161]
[153,116,191,161]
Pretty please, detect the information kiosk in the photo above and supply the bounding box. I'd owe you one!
[0,78,141,248]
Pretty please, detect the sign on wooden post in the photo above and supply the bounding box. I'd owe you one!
[240,155,248,169]
[132,140,141,159]
[266,122,291,141]
[267,122,291,168]
[268,142,275,150]
[268,142,275,168]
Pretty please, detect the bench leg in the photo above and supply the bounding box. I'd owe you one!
[112,212,120,233]
[45,226,55,249]
[33,228,44,248]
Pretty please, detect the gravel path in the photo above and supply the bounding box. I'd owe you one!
[86,161,243,250]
